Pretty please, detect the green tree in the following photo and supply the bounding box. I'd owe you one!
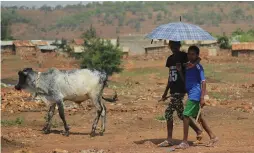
[60,38,67,49]
[81,24,97,40]
[232,28,245,36]
[81,38,123,76]
[1,18,14,40]
[218,36,231,49]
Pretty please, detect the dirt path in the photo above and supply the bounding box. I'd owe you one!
[2,101,254,153]
[2,53,254,153]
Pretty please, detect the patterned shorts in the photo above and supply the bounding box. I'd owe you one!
[165,93,185,121]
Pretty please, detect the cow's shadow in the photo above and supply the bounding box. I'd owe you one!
[50,130,91,136]
[37,129,92,136]
[134,138,194,146]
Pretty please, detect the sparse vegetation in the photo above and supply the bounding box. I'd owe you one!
[217,35,231,49]
[1,117,24,126]
[155,115,166,121]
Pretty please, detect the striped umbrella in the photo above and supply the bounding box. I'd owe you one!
[146,21,215,41]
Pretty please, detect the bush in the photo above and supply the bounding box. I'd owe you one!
[232,28,245,36]
[218,36,231,49]
[80,39,123,76]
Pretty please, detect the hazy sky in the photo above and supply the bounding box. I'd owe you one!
[1,1,92,8]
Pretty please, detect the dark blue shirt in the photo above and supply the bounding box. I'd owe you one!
[185,64,206,102]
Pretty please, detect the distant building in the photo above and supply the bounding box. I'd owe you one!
[13,40,37,57]
[121,46,130,58]
[232,42,254,57]
[38,45,57,53]
[31,40,57,53]
[31,40,49,46]
[144,44,168,55]
[1,41,14,53]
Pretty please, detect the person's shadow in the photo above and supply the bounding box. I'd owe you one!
[134,138,194,146]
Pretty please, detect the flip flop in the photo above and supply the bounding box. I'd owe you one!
[193,132,203,145]
[206,137,219,147]
[175,142,189,150]
[157,140,174,147]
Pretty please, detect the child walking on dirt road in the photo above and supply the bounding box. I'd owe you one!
[176,46,219,149]
[158,41,202,147]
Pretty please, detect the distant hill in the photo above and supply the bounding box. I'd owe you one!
[1,1,254,40]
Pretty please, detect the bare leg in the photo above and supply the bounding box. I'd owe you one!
[43,103,56,134]
[183,116,190,143]
[189,119,203,136]
[167,119,173,141]
[56,101,70,136]
[199,114,216,139]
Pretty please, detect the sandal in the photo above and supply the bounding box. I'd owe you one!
[157,140,174,147]
[175,142,189,149]
[193,132,203,145]
[206,137,219,147]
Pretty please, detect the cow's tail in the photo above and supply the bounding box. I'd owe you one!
[101,78,118,103]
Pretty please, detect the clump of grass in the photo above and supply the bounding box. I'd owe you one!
[155,115,166,121]
[1,117,24,126]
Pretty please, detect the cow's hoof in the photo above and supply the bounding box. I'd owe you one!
[43,129,51,134]
[62,131,69,137]
[99,131,104,136]
[90,132,96,137]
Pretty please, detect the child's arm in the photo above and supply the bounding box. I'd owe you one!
[200,81,206,108]
[186,57,202,68]
[176,64,184,82]
[199,65,206,107]
[161,69,171,100]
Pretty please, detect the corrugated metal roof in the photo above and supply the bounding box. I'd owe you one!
[38,45,57,50]
[31,40,49,46]
[14,40,35,47]
[73,39,84,45]
[232,43,254,51]
[1,41,13,46]
[144,44,168,48]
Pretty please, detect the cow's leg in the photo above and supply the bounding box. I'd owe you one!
[42,103,56,134]
[100,102,106,136]
[90,95,103,137]
[56,100,70,137]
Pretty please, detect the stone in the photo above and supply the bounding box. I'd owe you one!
[80,149,104,153]
[52,149,68,153]
[14,149,33,153]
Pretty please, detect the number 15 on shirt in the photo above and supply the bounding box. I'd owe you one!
[170,70,178,82]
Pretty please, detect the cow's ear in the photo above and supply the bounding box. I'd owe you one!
[18,71,22,75]
[23,68,33,72]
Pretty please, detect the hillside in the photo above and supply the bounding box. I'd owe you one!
[1,1,254,40]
